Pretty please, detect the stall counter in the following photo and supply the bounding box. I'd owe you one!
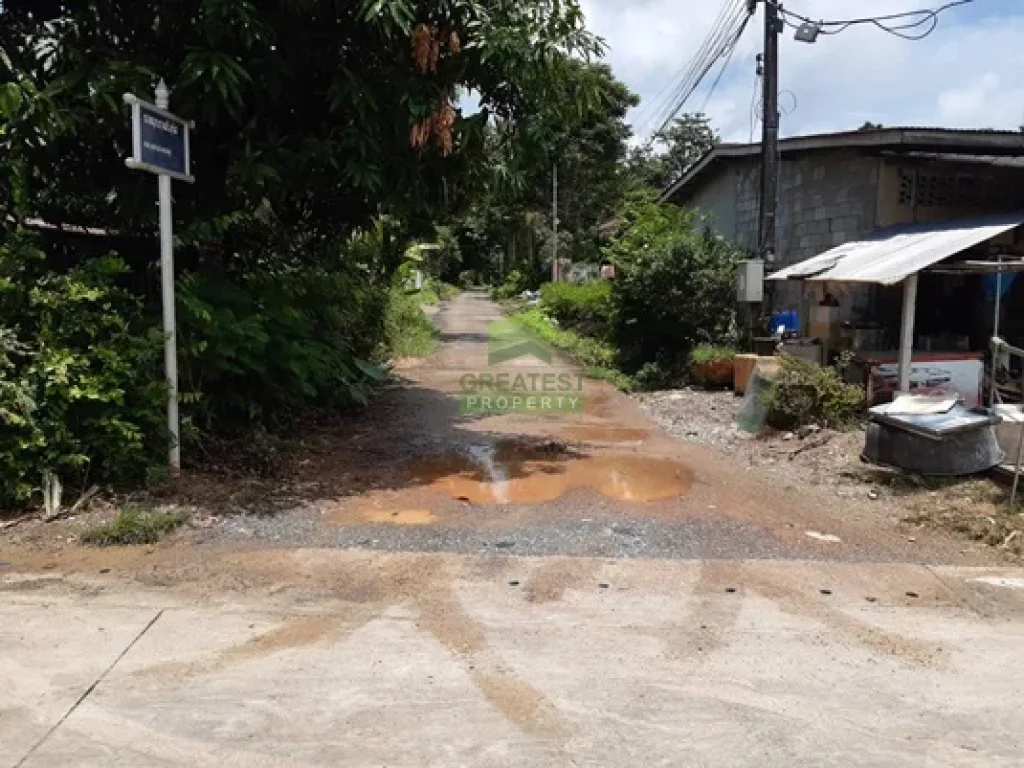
[848,350,983,407]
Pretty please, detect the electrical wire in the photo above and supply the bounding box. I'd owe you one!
[699,12,751,113]
[780,0,972,41]
[635,0,751,139]
[749,69,762,143]
[646,1,745,131]
[647,0,754,139]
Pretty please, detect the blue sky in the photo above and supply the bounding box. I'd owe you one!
[579,0,1024,142]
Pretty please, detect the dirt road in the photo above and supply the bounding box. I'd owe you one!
[4,290,1024,766]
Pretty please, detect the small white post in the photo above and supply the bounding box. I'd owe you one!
[897,273,919,395]
[155,79,180,471]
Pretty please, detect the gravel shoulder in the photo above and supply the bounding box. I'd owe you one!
[636,387,1024,561]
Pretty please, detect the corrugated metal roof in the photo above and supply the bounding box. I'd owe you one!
[766,212,1024,286]
[661,127,1024,203]
[896,152,1024,168]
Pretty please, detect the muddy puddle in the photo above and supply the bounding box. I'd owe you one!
[407,441,692,505]
[360,509,437,525]
[561,426,649,444]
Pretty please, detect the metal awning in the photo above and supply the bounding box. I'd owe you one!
[767,212,1024,286]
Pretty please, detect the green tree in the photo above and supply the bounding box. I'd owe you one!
[0,0,605,506]
[629,112,719,191]
[456,61,637,282]
[605,191,742,374]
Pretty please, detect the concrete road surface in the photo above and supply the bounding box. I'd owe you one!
[4,291,1024,766]
[3,556,1024,767]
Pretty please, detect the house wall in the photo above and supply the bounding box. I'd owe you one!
[679,149,881,264]
[679,149,882,322]
[675,148,1024,332]
[876,159,1024,256]
[687,165,739,239]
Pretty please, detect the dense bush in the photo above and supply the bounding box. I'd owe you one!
[0,232,165,508]
[492,269,529,300]
[605,195,741,374]
[762,354,865,430]
[384,285,439,358]
[1,228,412,510]
[513,309,631,389]
[689,344,736,365]
[540,280,613,336]
[433,280,461,302]
[631,361,685,391]
[177,256,388,435]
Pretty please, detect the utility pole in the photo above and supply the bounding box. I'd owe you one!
[758,0,781,264]
[552,163,559,282]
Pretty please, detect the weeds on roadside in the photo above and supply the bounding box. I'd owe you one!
[81,506,184,547]
[762,354,864,430]
[385,286,438,358]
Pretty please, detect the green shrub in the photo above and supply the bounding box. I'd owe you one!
[0,232,166,510]
[690,344,736,365]
[512,309,632,390]
[81,506,184,546]
[632,361,684,391]
[177,255,388,431]
[605,195,741,373]
[384,286,438,358]
[762,354,865,430]
[458,269,478,289]
[540,280,613,335]
[492,269,528,300]
[435,281,461,302]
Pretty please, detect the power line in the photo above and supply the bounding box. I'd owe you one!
[647,1,745,131]
[700,12,752,113]
[647,0,754,139]
[636,0,751,138]
[780,0,972,41]
[631,2,742,130]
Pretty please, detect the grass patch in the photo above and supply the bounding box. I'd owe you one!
[689,343,736,365]
[82,507,184,547]
[386,286,438,358]
[511,309,633,391]
[435,281,461,302]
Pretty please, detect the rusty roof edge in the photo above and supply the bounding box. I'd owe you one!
[660,127,1024,203]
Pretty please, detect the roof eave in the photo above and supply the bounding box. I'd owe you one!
[660,128,1024,203]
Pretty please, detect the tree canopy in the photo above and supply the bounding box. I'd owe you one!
[628,113,719,191]
[0,0,602,263]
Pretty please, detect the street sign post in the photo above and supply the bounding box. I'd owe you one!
[123,80,194,472]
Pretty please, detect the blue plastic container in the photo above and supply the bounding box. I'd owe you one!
[770,310,799,335]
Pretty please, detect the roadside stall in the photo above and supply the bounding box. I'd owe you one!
[766,211,1024,408]
[766,212,1024,478]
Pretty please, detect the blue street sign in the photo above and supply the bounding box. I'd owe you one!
[123,93,193,182]
[139,105,187,175]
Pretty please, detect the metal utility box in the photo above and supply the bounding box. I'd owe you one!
[736,259,764,302]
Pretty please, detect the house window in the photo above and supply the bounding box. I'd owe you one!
[897,168,1009,208]
[898,169,915,205]
[916,172,957,206]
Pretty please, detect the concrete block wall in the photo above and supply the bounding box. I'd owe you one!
[729,150,880,268]
[679,149,882,323]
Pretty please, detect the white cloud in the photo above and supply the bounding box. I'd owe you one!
[580,0,1024,141]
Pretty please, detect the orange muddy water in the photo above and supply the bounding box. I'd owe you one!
[406,441,693,505]
[561,426,650,443]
